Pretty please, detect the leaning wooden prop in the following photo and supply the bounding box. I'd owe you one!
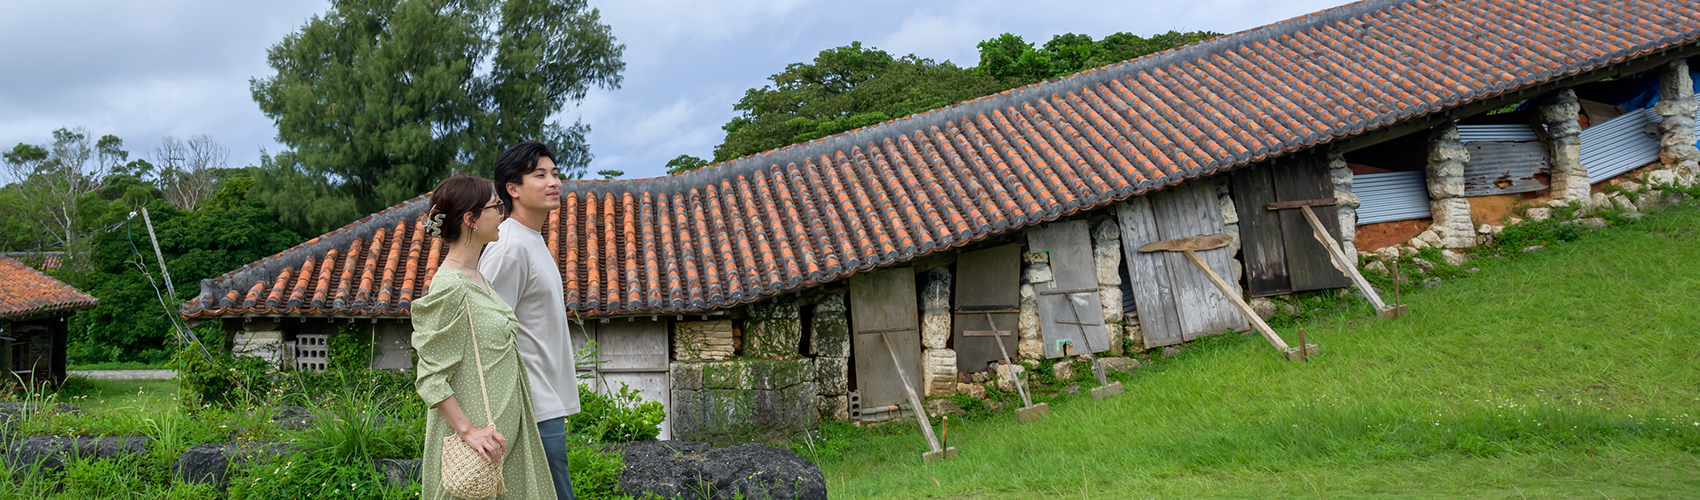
[1137,234,1319,361]
[975,313,1050,422]
[1264,198,1405,320]
[876,330,959,463]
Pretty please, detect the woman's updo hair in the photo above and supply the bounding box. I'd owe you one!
[425,173,497,243]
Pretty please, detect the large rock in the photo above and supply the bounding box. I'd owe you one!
[1098,357,1142,376]
[373,458,420,486]
[173,440,291,489]
[613,441,826,500]
[0,403,82,436]
[6,435,148,473]
[271,405,315,430]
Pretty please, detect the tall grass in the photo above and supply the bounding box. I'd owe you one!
[815,204,1700,499]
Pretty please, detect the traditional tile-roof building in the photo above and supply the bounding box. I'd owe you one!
[185,0,1700,441]
[0,255,98,385]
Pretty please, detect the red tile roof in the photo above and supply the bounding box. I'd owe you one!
[184,0,1700,320]
[0,255,97,321]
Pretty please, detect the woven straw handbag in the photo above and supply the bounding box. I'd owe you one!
[440,296,507,499]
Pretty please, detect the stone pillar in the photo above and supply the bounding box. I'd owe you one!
[1017,250,1050,359]
[810,293,850,420]
[1424,121,1476,248]
[669,359,817,442]
[743,302,801,359]
[1328,150,1361,262]
[233,320,287,367]
[918,266,956,397]
[1539,89,1589,202]
[1216,180,1244,283]
[1658,59,1699,186]
[674,320,735,361]
[1090,218,1125,355]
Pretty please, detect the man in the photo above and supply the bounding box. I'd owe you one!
[480,141,578,499]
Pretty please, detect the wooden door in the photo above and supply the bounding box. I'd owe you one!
[1117,181,1247,348]
[1232,152,1352,295]
[585,318,673,439]
[952,244,1021,371]
[849,268,921,409]
[1026,220,1109,358]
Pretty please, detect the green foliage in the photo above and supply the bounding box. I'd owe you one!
[249,0,624,236]
[597,169,625,179]
[328,326,376,372]
[569,381,666,443]
[713,42,1006,161]
[72,176,302,364]
[976,30,1222,82]
[227,450,403,500]
[664,154,710,174]
[170,346,274,407]
[569,444,632,500]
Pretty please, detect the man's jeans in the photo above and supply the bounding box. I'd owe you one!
[537,417,574,500]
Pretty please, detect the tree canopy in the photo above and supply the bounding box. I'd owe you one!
[251,0,625,236]
[689,30,1220,171]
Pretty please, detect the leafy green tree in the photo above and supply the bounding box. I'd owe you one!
[73,176,302,364]
[977,31,1222,83]
[250,0,624,236]
[664,154,710,174]
[713,42,1007,161]
[596,169,624,179]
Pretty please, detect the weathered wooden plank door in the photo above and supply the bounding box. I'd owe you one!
[1117,181,1247,348]
[585,319,673,439]
[952,244,1021,371]
[1233,153,1352,295]
[1026,220,1109,358]
[849,268,921,409]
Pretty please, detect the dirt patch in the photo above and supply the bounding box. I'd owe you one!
[1468,194,1522,224]
[1354,219,1432,252]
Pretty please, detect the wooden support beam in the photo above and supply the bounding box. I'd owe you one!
[880,330,956,461]
[1296,206,1393,314]
[1139,236,1316,360]
[1265,198,1338,210]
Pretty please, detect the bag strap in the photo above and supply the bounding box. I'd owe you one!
[461,294,497,429]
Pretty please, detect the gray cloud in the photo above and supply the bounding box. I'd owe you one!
[0,0,1351,184]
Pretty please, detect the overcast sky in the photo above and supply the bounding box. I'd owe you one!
[0,0,1351,183]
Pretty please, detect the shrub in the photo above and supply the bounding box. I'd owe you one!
[568,381,665,444]
[570,444,632,500]
[171,345,273,407]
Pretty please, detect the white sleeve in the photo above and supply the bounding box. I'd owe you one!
[478,242,528,309]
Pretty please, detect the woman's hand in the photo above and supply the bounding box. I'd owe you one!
[432,396,507,462]
[458,426,509,463]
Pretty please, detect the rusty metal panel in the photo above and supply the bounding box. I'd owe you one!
[1026,220,1108,358]
[1463,142,1550,196]
[953,244,1021,371]
[849,268,922,409]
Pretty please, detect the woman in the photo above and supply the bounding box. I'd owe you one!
[412,173,556,499]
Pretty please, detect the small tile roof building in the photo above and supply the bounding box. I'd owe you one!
[182,0,1700,441]
[0,255,98,385]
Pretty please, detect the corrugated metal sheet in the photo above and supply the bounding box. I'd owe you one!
[1463,141,1550,196]
[1459,124,1539,143]
[1355,171,1431,224]
[1582,107,1661,182]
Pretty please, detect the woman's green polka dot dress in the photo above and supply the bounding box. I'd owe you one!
[413,268,556,499]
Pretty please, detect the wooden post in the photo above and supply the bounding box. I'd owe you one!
[1141,235,1318,361]
[983,313,1049,422]
[880,330,957,462]
[1037,289,1123,400]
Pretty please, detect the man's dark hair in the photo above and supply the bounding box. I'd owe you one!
[492,141,557,211]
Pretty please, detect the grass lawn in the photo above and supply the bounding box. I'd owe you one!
[54,377,181,415]
[809,204,1700,499]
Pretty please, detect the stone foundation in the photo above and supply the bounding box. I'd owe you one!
[674,320,735,361]
[1424,121,1476,248]
[1328,151,1360,262]
[920,348,956,397]
[1018,252,1049,358]
[808,293,850,420]
[742,302,801,360]
[670,359,817,442]
[1091,218,1125,354]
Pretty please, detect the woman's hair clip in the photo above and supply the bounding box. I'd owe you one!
[422,211,446,238]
